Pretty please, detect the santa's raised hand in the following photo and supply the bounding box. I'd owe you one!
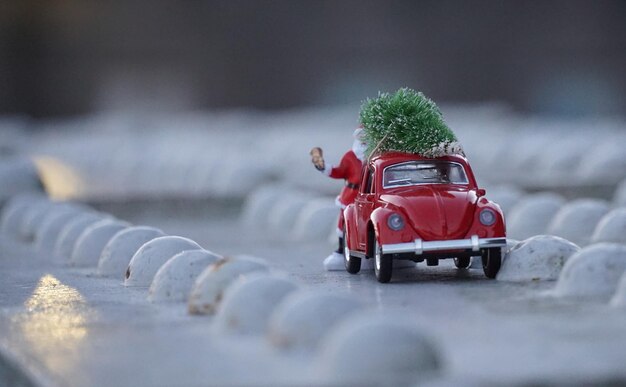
[310,147,325,171]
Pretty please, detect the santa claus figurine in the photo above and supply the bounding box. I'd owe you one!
[310,128,375,271]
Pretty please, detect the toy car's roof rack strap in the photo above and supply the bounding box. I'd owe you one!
[366,133,389,163]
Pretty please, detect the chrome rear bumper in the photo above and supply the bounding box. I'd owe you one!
[381,236,507,255]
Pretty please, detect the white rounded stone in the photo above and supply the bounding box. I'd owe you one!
[506,238,521,252]
[0,194,46,237]
[188,256,269,315]
[590,208,626,244]
[35,207,88,253]
[70,220,130,267]
[17,199,54,242]
[97,226,166,278]
[240,185,284,228]
[292,199,339,241]
[125,236,202,287]
[214,274,299,336]
[507,192,565,240]
[148,249,222,303]
[19,201,66,243]
[268,194,312,233]
[485,185,523,215]
[17,199,54,243]
[34,204,86,249]
[0,158,45,206]
[54,213,110,263]
[578,142,626,184]
[496,235,580,282]
[0,158,44,203]
[609,272,626,308]
[505,131,560,173]
[470,239,518,269]
[539,135,588,177]
[547,199,610,246]
[212,163,274,198]
[553,243,626,298]
[268,290,364,351]
[316,311,441,386]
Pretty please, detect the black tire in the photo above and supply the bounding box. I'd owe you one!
[481,248,502,279]
[344,229,361,274]
[374,238,392,283]
[454,256,471,269]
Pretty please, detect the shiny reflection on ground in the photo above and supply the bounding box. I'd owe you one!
[338,263,489,308]
[10,274,94,376]
[346,263,483,285]
[388,264,481,283]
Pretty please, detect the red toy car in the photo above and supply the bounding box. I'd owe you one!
[343,152,506,283]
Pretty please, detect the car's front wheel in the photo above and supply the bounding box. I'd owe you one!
[344,228,361,274]
[374,238,392,283]
[481,248,502,279]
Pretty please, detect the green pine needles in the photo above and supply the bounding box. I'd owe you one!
[359,88,463,158]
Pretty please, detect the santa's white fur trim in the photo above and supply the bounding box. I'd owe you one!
[321,164,333,177]
[335,197,347,209]
[352,140,367,161]
[353,127,365,140]
[336,228,344,238]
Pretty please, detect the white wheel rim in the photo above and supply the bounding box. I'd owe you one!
[343,230,350,263]
[375,241,381,271]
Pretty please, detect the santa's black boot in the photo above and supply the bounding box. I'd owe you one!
[336,237,344,254]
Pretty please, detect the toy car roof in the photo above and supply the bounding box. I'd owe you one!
[369,151,469,165]
[369,151,478,188]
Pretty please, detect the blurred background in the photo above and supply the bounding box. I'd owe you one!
[1,0,626,229]
[1,0,625,118]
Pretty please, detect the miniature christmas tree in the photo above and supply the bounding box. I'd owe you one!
[359,88,463,158]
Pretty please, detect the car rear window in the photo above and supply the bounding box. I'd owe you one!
[383,161,469,188]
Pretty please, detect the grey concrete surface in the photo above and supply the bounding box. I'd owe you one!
[1,204,626,386]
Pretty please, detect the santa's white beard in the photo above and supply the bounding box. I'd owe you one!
[352,140,367,161]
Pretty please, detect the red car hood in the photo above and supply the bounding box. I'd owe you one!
[380,186,477,240]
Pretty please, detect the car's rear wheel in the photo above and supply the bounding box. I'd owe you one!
[481,248,502,279]
[454,257,470,269]
[374,238,392,283]
[344,228,361,274]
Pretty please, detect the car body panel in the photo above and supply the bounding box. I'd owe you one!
[344,152,506,259]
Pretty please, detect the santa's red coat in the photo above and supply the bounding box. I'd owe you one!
[327,149,363,208]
